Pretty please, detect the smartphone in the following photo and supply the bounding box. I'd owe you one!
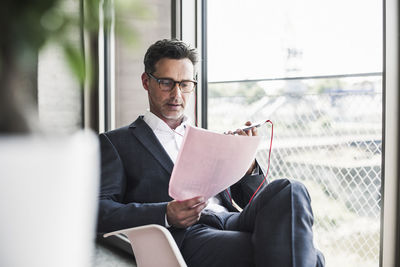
[232,121,266,134]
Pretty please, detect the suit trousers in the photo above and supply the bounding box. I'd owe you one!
[180,179,325,267]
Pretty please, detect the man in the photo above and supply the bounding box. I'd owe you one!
[97,39,325,267]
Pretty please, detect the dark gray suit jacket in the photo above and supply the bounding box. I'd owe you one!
[97,116,266,246]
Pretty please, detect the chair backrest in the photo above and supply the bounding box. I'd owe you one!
[104,224,187,267]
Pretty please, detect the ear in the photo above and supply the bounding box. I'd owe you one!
[141,72,149,91]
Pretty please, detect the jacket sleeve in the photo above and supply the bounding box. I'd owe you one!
[97,133,168,234]
[230,161,267,208]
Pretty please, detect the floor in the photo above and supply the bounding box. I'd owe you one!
[92,241,136,267]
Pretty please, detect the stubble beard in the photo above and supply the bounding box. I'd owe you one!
[162,108,184,121]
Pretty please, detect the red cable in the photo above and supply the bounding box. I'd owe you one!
[194,88,198,127]
[248,120,273,204]
[225,120,273,206]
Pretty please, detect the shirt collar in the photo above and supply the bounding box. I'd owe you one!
[143,111,189,134]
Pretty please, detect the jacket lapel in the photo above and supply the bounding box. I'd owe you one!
[129,116,174,174]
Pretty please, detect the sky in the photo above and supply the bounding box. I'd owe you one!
[207,0,383,82]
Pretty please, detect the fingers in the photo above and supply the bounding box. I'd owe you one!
[251,125,258,136]
[225,121,259,136]
[236,121,257,136]
[235,128,246,136]
[180,212,202,227]
[183,196,205,208]
[167,197,207,228]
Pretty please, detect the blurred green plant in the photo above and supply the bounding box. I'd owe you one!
[0,0,149,133]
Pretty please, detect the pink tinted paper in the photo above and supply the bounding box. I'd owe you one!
[169,126,261,201]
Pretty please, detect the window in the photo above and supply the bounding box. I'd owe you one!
[206,0,383,266]
[113,0,172,129]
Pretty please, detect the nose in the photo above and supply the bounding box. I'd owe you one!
[169,82,182,98]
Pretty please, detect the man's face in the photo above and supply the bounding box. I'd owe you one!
[142,58,194,124]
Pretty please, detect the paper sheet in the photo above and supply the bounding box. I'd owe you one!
[168,126,261,200]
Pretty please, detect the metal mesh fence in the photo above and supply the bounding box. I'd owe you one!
[208,78,382,267]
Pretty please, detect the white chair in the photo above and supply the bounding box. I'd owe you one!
[104,224,187,267]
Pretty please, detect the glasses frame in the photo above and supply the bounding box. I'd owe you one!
[147,72,197,93]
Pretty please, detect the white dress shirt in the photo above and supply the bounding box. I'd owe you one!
[143,111,228,227]
[143,110,187,163]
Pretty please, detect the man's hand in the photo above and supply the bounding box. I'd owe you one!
[226,121,258,175]
[166,196,207,228]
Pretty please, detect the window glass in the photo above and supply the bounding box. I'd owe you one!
[207,1,383,266]
[208,0,382,82]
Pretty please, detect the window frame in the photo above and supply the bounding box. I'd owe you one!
[381,0,400,265]
[172,0,206,128]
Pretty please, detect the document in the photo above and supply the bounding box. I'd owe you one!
[169,126,261,200]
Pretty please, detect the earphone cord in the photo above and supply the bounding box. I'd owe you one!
[225,120,274,205]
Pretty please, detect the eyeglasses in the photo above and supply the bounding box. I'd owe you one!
[147,72,197,93]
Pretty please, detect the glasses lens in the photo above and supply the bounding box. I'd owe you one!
[180,81,195,92]
[159,79,174,91]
